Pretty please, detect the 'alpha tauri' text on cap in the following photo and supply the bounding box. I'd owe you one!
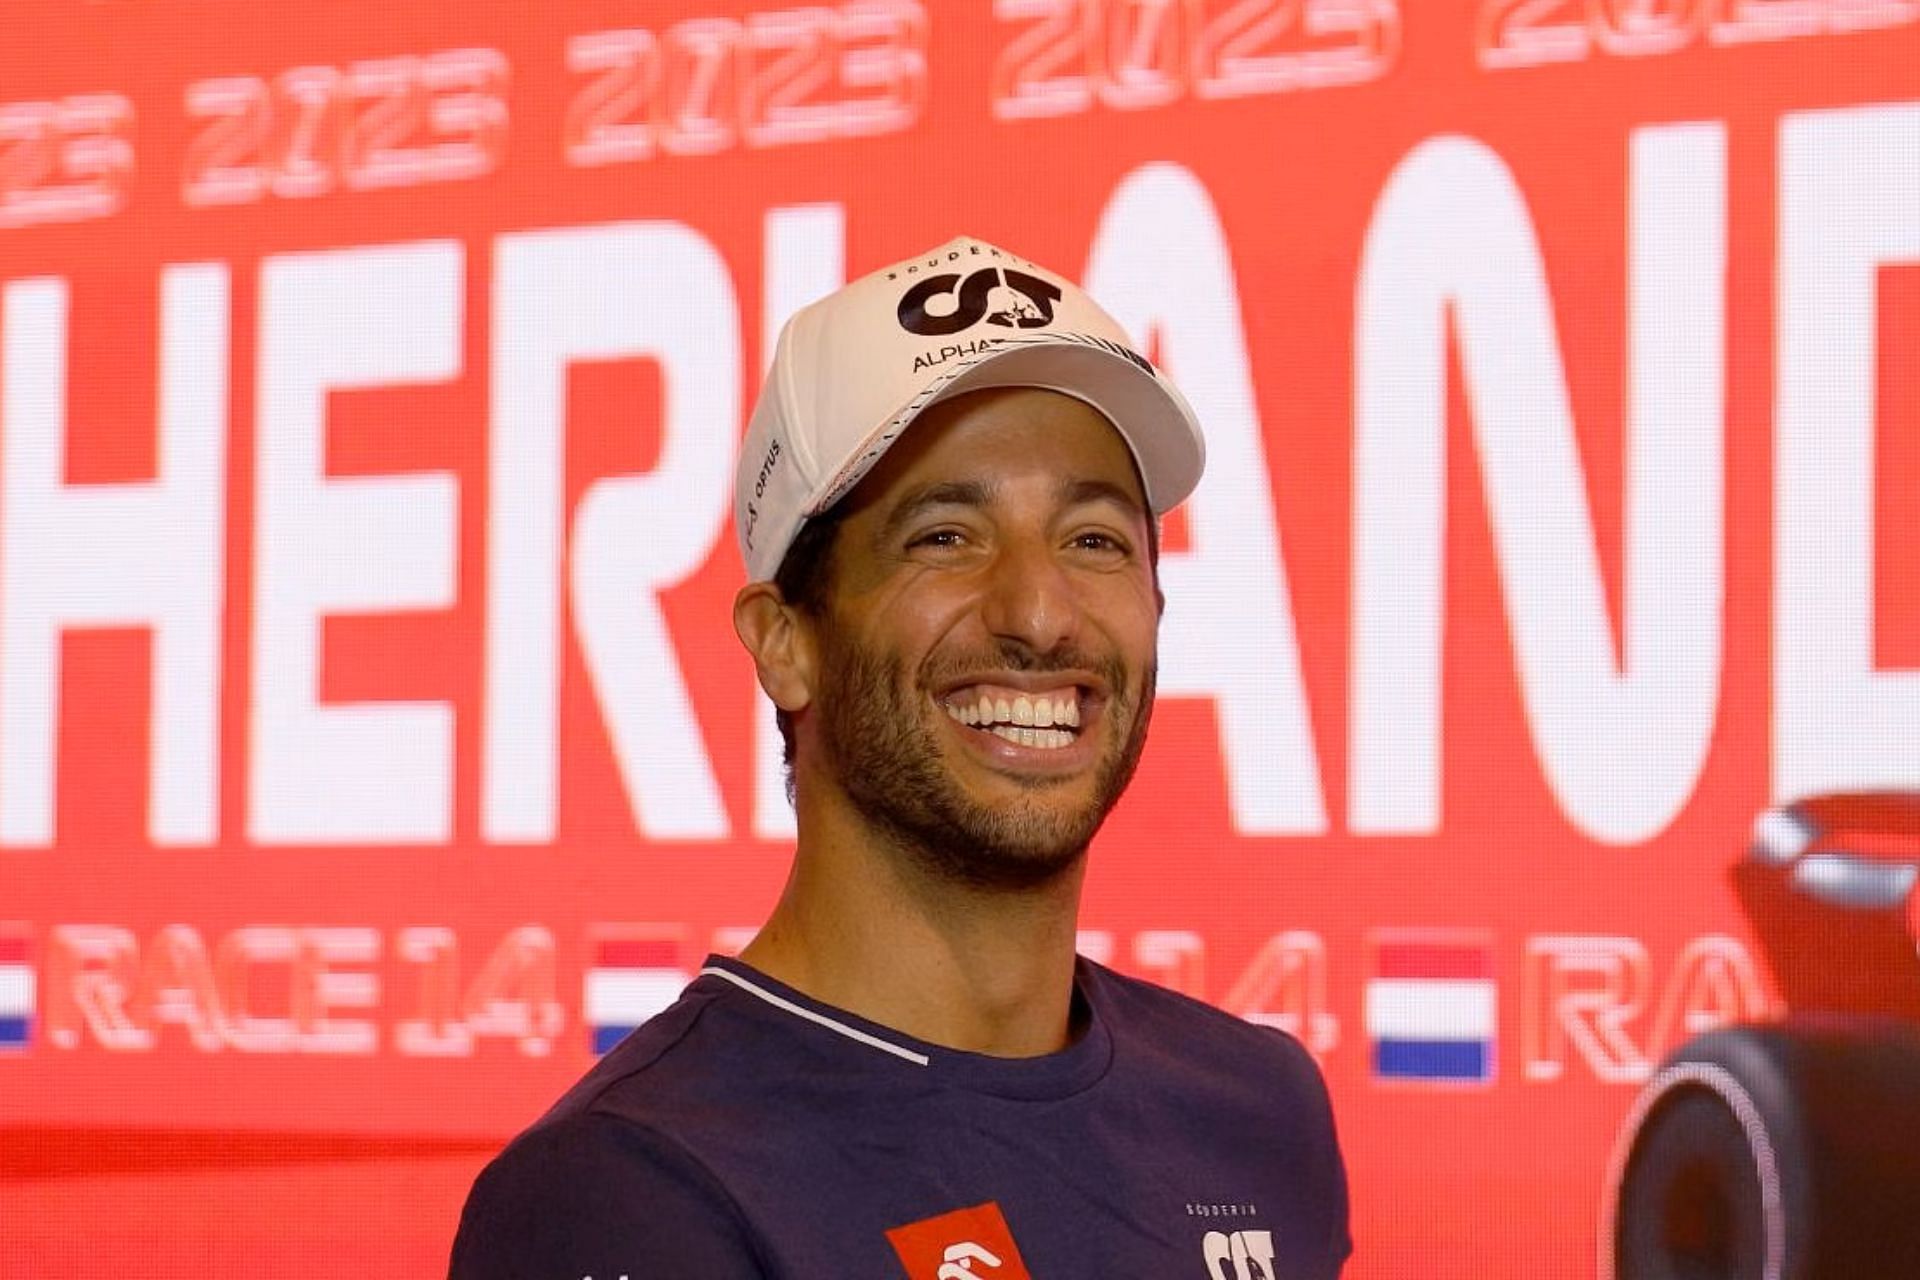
[734,235,1207,583]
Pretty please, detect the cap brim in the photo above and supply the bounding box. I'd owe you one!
[917,339,1206,515]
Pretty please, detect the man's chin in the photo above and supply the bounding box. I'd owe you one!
[903,794,1105,891]
[911,831,1090,893]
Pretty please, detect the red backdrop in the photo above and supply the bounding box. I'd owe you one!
[1,0,1917,1274]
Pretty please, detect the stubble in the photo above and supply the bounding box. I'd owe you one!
[815,635,1155,892]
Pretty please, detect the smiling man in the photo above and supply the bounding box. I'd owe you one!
[450,237,1350,1279]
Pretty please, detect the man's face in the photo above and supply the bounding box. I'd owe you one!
[801,386,1162,890]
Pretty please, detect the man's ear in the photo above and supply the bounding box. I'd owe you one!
[733,582,816,713]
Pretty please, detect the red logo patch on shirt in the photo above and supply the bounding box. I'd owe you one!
[885,1201,1034,1280]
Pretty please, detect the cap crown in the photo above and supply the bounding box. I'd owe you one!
[736,236,1205,582]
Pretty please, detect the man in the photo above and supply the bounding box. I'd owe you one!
[450,236,1350,1278]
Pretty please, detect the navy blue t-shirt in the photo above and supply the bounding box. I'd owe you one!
[450,955,1349,1278]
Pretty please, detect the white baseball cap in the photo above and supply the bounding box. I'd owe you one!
[735,235,1206,582]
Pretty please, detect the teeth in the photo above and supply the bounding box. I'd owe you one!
[987,725,1072,750]
[947,689,1082,735]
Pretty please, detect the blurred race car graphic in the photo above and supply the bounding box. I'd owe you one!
[1737,793,1920,1023]
[1605,793,1920,1280]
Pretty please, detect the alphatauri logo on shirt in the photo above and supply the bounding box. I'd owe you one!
[885,1202,1033,1280]
[1203,1228,1277,1279]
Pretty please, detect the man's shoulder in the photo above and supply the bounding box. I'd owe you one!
[1083,959,1350,1267]
[473,1103,714,1206]
[1085,958,1330,1103]
[466,983,740,1209]
[540,966,809,1132]
[1088,958,1313,1059]
[450,1103,767,1278]
[449,978,778,1277]
[526,961,903,1147]
[542,978,726,1124]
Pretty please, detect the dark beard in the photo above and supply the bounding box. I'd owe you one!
[816,636,1154,892]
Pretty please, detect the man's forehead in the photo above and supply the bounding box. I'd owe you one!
[888,474,1145,510]
[844,387,1150,517]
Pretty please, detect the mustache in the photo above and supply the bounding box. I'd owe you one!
[920,639,1133,691]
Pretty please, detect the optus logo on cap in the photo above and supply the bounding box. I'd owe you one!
[896,268,1063,336]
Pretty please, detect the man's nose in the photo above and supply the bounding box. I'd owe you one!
[979,539,1079,654]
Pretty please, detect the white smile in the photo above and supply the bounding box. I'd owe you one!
[942,687,1082,751]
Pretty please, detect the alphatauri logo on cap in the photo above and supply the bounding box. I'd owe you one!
[897,268,1063,336]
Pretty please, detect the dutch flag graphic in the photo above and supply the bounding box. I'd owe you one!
[1366,934,1496,1084]
[585,936,690,1056]
[0,929,33,1051]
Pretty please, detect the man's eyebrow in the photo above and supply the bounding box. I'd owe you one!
[875,476,1146,543]
[875,479,994,542]
[1056,477,1148,517]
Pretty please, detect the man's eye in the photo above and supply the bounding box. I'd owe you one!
[910,528,967,549]
[1072,531,1128,554]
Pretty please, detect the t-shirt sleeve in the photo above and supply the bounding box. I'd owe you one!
[447,1112,767,1280]
[1258,1024,1353,1277]
[1291,1033,1354,1277]
[1320,1084,1353,1276]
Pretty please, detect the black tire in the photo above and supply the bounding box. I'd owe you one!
[1604,1020,1920,1280]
